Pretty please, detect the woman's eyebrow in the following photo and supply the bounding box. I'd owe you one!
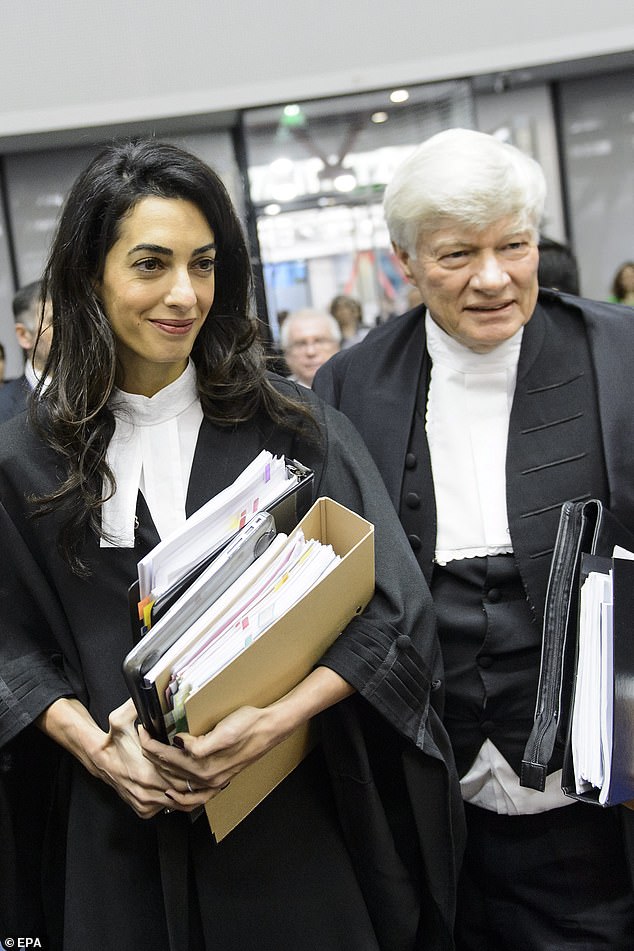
[126,242,217,257]
[127,243,172,256]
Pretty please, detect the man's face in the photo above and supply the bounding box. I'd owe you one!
[15,297,54,374]
[395,215,539,353]
[284,314,340,387]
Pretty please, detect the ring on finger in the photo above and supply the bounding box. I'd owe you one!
[186,779,194,794]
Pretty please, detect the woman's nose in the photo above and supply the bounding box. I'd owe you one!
[165,269,197,308]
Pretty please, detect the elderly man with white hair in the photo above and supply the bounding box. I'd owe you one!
[315,128,634,950]
[281,307,341,387]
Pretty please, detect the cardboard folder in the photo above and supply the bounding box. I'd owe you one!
[183,497,375,841]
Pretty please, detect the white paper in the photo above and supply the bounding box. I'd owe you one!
[137,451,296,600]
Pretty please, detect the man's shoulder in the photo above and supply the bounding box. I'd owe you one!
[268,370,322,407]
[324,306,425,373]
[348,305,424,350]
[0,376,29,423]
[539,288,634,329]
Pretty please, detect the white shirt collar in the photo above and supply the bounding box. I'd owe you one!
[425,312,523,372]
[425,314,523,564]
[108,360,199,427]
[101,361,203,548]
[24,358,52,392]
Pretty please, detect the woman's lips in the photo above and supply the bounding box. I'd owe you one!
[151,319,195,335]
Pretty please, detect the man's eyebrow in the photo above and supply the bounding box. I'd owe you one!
[126,242,217,256]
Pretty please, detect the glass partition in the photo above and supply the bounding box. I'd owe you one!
[243,81,475,339]
[558,68,634,300]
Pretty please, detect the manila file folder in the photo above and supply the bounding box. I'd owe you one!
[183,497,375,841]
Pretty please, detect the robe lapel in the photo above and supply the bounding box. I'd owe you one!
[506,303,607,623]
[185,418,267,517]
[358,310,427,511]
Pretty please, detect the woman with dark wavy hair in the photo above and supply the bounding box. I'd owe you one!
[0,140,462,951]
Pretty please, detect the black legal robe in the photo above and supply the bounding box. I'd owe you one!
[314,288,634,883]
[0,378,463,951]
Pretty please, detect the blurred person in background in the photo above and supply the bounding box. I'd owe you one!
[330,294,369,348]
[0,280,53,423]
[610,261,634,305]
[537,236,580,295]
[0,280,60,940]
[281,308,341,386]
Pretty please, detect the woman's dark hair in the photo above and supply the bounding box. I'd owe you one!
[33,139,315,574]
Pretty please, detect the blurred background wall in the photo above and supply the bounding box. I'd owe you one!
[0,0,632,375]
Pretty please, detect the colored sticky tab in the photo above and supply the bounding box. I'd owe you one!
[143,600,155,631]
[137,595,152,621]
[264,462,271,482]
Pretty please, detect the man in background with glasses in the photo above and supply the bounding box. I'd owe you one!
[281,308,341,387]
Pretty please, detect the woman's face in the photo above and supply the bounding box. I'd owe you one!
[99,196,216,396]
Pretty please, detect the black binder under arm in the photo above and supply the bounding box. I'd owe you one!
[521,498,634,794]
[520,500,589,792]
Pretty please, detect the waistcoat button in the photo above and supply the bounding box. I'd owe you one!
[405,453,417,470]
[486,587,501,603]
[405,492,421,509]
[407,534,422,550]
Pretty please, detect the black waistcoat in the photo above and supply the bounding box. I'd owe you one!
[399,303,609,776]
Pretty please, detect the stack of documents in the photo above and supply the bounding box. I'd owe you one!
[148,526,342,739]
[572,567,614,801]
[123,491,375,840]
[569,546,634,805]
[129,451,313,637]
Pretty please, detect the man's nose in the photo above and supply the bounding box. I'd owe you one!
[471,252,510,291]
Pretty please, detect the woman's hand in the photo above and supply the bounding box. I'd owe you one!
[37,697,187,818]
[91,699,196,818]
[140,665,356,809]
[139,702,291,808]
[38,667,354,817]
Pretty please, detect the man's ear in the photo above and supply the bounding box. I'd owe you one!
[392,242,415,283]
[14,323,34,352]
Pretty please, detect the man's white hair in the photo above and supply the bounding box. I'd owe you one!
[383,128,547,256]
[280,309,342,351]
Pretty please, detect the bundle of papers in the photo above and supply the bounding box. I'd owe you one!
[123,494,375,839]
[137,451,301,602]
[144,528,341,738]
[571,545,634,803]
